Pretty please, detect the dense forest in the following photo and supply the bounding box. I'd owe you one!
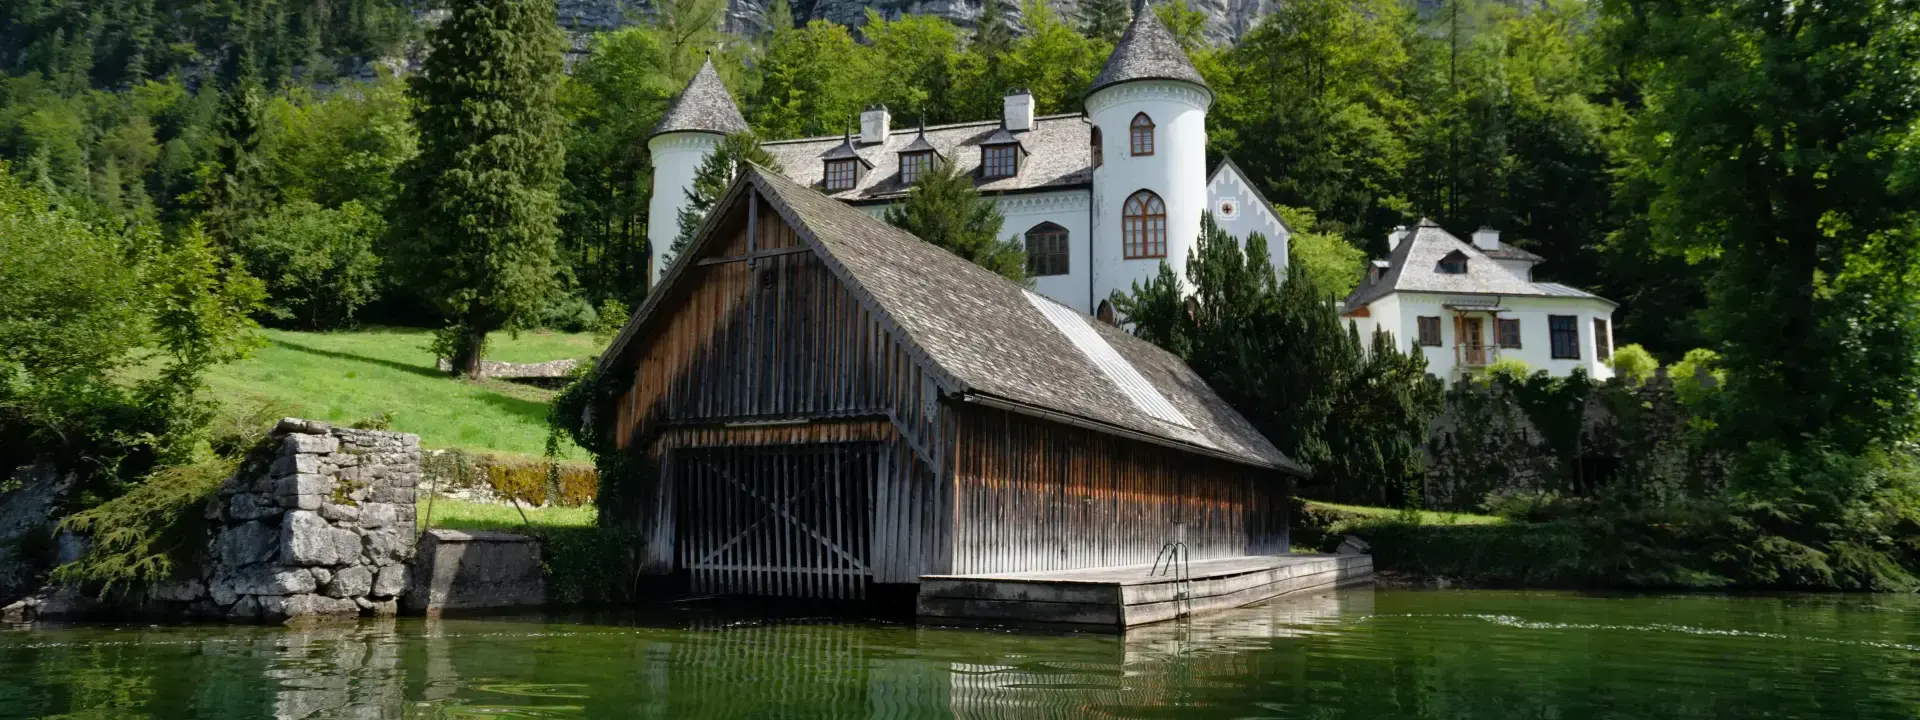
[7,0,1920,591]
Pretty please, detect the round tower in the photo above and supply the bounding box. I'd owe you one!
[646,57,751,286]
[1085,1,1213,314]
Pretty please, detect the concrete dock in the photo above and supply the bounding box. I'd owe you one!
[916,554,1372,629]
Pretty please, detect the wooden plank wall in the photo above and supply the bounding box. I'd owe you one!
[613,197,941,458]
[676,444,877,599]
[608,197,953,586]
[949,405,1287,575]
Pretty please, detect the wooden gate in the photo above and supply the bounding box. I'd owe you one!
[675,443,876,599]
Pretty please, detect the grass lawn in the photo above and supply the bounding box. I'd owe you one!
[204,327,603,459]
[1305,500,1505,526]
[418,497,597,532]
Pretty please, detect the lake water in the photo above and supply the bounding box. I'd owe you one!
[3,588,1917,718]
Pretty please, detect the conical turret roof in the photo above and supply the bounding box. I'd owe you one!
[650,57,751,139]
[1087,1,1209,99]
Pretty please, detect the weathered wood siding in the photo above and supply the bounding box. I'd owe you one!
[948,405,1288,575]
[609,197,952,586]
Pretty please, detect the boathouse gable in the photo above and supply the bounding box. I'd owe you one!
[594,165,1301,600]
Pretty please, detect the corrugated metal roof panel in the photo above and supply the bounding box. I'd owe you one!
[1022,291,1195,431]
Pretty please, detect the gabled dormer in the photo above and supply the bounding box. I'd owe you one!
[978,126,1027,180]
[898,124,942,185]
[821,131,871,192]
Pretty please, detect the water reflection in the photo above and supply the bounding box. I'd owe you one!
[4,588,1919,719]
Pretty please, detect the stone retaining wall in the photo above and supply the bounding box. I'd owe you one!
[168,418,422,621]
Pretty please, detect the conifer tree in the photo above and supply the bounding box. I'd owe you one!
[1080,0,1131,44]
[884,160,1027,282]
[668,132,783,263]
[397,0,567,378]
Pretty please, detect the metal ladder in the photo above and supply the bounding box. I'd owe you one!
[1150,526,1194,621]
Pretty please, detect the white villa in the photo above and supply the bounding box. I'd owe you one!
[645,3,1289,320]
[1341,219,1619,381]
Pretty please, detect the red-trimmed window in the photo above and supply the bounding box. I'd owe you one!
[983,145,1018,179]
[900,151,934,185]
[1122,190,1167,259]
[1130,113,1155,156]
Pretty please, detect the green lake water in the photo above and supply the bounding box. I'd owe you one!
[3,588,1918,718]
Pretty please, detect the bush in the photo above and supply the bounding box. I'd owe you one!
[535,292,599,332]
[421,449,597,507]
[535,525,636,605]
[0,163,263,503]
[1608,343,1659,384]
[235,200,384,329]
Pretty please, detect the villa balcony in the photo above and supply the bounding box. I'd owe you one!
[1455,343,1498,368]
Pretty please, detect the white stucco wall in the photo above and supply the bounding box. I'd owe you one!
[1207,164,1290,282]
[994,190,1094,311]
[1379,293,1616,381]
[646,132,722,284]
[1086,80,1212,317]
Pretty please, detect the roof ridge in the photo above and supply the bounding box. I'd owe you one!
[760,113,1083,147]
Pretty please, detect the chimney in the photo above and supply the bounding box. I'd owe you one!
[1003,89,1034,132]
[860,105,891,145]
[1386,225,1409,252]
[1473,226,1501,251]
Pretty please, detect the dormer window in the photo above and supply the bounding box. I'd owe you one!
[825,159,859,190]
[822,132,870,191]
[983,144,1019,179]
[900,151,935,185]
[1438,250,1469,274]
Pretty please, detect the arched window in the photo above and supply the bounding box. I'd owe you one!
[1097,300,1116,325]
[1123,190,1167,259]
[1130,113,1155,156]
[1091,127,1104,168]
[1025,223,1070,276]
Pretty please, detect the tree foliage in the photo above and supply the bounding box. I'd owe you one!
[395,0,568,378]
[235,199,384,329]
[669,132,783,262]
[883,160,1026,282]
[0,163,263,500]
[1113,213,1440,500]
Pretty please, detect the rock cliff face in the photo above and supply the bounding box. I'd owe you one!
[555,0,1280,47]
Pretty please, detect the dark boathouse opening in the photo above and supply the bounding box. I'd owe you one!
[592,166,1305,604]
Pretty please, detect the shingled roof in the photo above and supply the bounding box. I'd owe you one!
[1088,0,1211,99]
[649,57,750,139]
[603,165,1298,473]
[761,114,1091,201]
[1342,219,1615,312]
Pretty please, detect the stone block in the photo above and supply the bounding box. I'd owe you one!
[227,595,261,620]
[228,493,279,521]
[274,418,332,436]
[363,528,412,564]
[360,503,397,530]
[220,521,278,567]
[333,528,367,564]
[372,565,409,598]
[406,529,545,612]
[310,567,332,586]
[291,494,325,511]
[210,574,240,607]
[275,472,333,497]
[281,511,339,566]
[148,578,205,603]
[262,593,358,619]
[355,597,399,617]
[235,567,318,595]
[318,503,361,524]
[324,566,372,598]
[281,433,340,455]
[271,454,323,479]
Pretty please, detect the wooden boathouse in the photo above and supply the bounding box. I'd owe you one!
[594,166,1353,621]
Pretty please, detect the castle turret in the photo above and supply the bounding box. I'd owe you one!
[1085,1,1212,315]
[646,57,751,284]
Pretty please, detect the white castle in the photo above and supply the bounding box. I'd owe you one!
[644,4,1289,319]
